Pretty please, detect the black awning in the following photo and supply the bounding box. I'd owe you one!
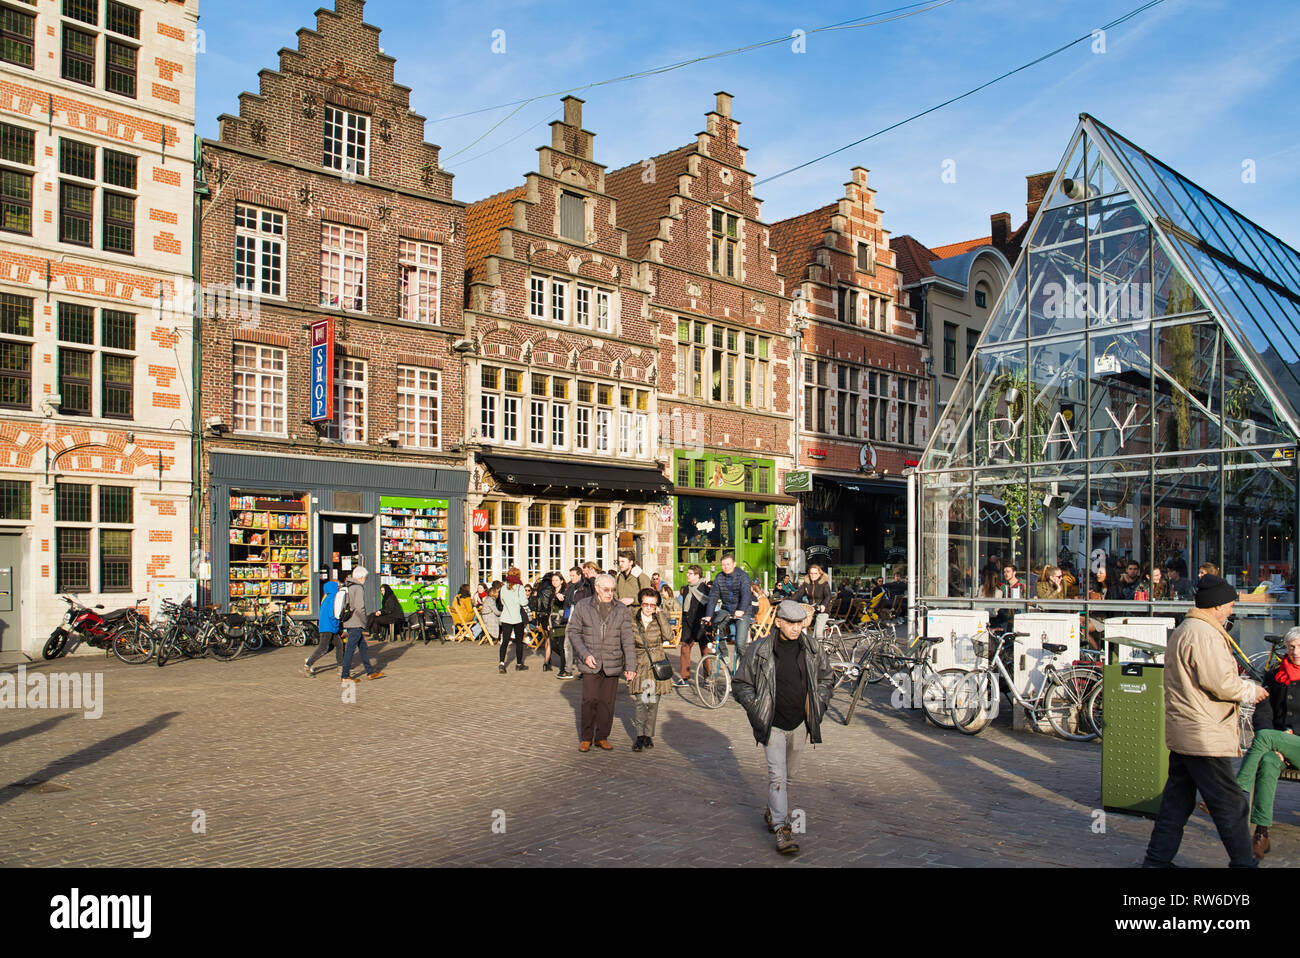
[480,454,673,495]
[816,474,905,495]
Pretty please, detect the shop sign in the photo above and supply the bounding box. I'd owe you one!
[310,318,334,422]
[783,471,811,493]
[472,509,490,533]
[904,459,920,468]
[859,444,877,471]
[807,449,827,460]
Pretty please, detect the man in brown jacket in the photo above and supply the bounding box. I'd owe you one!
[568,574,637,752]
[1143,575,1267,867]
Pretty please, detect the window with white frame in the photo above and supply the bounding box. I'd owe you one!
[396,365,439,448]
[527,272,616,332]
[231,342,285,434]
[551,377,568,449]
[572,531,589,565]
[323,104,369,178]
[594,383,612,454]
[479,366,498,440]
[617,386,649,458]
[529,276,545,319]
[529,373,547,446]
[677,317,769,410]
[477,502,496,582]
[480,368,622,455]
[399,239,441,324]
[320,223,366,312]
[234,204,284,298]
[501,368,521,444]
[526,530,543,578]
[324,356,366,442]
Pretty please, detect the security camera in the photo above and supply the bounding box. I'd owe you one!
[383,431,400,446]
[205,415,229,434]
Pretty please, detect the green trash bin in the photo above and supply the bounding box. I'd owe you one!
[1100,662,1168,818]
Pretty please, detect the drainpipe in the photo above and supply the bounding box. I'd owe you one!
[191,136,207,591]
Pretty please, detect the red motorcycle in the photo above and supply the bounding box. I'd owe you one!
[42,595,129,659]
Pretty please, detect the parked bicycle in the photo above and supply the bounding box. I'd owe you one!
[948,631,1101,740]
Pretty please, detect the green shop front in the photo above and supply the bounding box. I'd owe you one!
[672,451,792,588]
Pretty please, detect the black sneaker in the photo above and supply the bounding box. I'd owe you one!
[498,663,507,674]
[515,663,529,672]
[632,736,644,752]
[542,663,552,672]
[557,669,572,679]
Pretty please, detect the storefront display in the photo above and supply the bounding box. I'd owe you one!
[379,495,449,612]
[227,493,311,615]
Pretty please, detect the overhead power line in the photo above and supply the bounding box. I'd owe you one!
[439,0,958,162]
[755,0,1168,186]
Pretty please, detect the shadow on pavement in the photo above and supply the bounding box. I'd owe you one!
[0,711,182,807]
[0,712,73,749]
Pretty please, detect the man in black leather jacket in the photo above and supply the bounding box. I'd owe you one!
[732,600,835,855]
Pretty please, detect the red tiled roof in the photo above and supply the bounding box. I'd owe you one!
[931,236,991,260]
[605,145,695,259]
[890,235,938,287]
[767,203,837,285]
[464,185,525,289]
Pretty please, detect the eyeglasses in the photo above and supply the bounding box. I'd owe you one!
[641,603,659,609]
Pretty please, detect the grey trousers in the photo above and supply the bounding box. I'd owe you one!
[633,698,660,737]
[764,726,804,826]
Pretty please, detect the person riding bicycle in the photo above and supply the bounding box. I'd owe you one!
[732,600,836,856]
[791,564,831,638]
[704,553,754,658]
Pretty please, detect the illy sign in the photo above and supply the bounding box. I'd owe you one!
[310,319,334,422]
[472,509,490,534]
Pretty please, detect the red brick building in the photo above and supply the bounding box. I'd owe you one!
[769,167,927,575]
[197,0,468,617]
[461,96,670,584]
[606,92,796,588]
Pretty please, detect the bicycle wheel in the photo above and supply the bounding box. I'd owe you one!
[949,669,993,734]
[866,637,902,684]
[920,668,965,729]
[1043,677,1097,741]
[288,621,308,647]
[209,626,244,662]
[1085,681,1104,739]
[694,654,730,709]
[156,633,170,668]
[111,622,155,664]
[244,624,264,651]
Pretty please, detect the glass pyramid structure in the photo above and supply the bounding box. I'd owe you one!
[916,115,1299,628]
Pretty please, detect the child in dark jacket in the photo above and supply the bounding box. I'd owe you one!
[304,579,345,676]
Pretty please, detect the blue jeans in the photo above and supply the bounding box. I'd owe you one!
[339,627,374,678]
[1143,752,1256,867]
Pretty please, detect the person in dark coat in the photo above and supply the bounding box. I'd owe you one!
[366,584,406,639]
[676,564,709,687]
[567,574,636,751]
[1237,628,1300,857]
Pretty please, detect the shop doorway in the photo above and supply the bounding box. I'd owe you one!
[0,533,21,653]
[319,514,372,588]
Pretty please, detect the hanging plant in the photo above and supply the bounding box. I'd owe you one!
[1166,277,1199,449]
[1000,481,1042,565]
[979,371,1052,462]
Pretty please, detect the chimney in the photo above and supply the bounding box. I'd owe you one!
[1026,171,1054,219]
[562,96,583,129]
[990,212,1011,252]
[714,91,733,118]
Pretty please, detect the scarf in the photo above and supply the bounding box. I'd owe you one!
[505,572,522,586]
[1277,656,1300,686]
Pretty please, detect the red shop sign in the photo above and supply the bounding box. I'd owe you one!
[472,509,490,534]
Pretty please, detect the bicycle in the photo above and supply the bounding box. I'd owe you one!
[108,599,157,665]
[408,585,447,645]
[949,631,1101,740]
[257,600,308,648]
[694,617,744,709]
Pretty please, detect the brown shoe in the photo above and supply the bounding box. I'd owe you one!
[596,739,613,750]
[775,824,799,855]
[366,670,385,680]
[578,741,591,752]
[764,808,777,834]
[1253,827,1270,857]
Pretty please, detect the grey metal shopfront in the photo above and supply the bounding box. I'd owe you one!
[208,451,468,617]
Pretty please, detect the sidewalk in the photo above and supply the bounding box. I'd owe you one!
[0,642,1293,867]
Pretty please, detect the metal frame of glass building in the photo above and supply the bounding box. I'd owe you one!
[909,114,1300,655]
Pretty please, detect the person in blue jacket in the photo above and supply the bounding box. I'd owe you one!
[304,579,345,676]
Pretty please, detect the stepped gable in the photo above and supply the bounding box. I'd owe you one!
[604,145,695,261]
[214,0,451,199]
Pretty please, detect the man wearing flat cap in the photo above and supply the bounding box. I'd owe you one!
[733,599,835,856]
[1143,574,1268,867]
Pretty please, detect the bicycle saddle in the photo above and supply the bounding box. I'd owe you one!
[1042,642,1067,654]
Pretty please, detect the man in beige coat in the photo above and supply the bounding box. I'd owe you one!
[1142,575,1268,867]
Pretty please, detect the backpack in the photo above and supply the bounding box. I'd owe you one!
[334,587,353,623]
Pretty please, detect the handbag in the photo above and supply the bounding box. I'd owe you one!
[647,612,674,682]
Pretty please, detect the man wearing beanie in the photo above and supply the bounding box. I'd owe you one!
[1143,574,1268,867]
[733,599,835,856]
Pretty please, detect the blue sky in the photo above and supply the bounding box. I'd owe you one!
[195,0,1300,250]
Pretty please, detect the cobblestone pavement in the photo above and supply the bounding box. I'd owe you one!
[0,640,1294,867]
